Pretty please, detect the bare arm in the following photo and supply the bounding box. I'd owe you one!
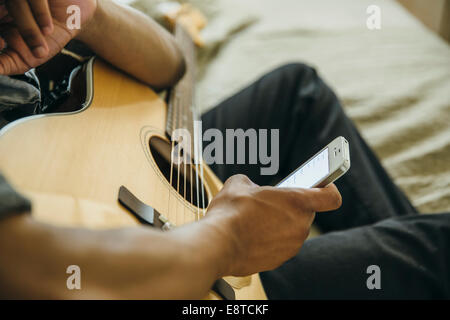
[77,0,186,89]
[0,214,229,299]
[0,175,342,299]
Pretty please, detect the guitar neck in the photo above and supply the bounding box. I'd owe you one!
[166,22,197,140]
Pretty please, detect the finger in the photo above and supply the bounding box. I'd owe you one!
[224,174,258,188]
[275,183,342,213]
[295,183,342,212]
[0,45,27,75]
[0,27,38,75]
[5,0,48,58]
[27,0,53,35]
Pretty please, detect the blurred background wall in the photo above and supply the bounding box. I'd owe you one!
[397,0,450,41]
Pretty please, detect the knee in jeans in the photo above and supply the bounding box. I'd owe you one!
[272,63,342,115]
[273,62,317,81]
[267,63,320,94]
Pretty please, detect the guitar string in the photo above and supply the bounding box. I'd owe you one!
[180,22,201,222]
[185,25,197,222]
[182,69,187,225]
[176,90,181,226]
[188,25,204,220]
[177,24,190,224]
[196,81,206,216]
[183,144,187,225]
[179,78,185,226]
[189,74,195,222]
[169,22,201,224]
[183,32,190,225]
[183,96,186,224]
[190,100,198,221]
[193,108,199,219]
[190,96,195,221]
[168,139,174,221]
[194,106,206,217]
[177,144,181,225]
[180,22,190,225]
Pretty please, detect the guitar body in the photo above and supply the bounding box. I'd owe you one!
[0,58,267,300]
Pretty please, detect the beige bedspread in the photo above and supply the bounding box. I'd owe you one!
[130,0,450,213]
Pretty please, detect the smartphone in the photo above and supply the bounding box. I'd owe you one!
[277,136,350,189]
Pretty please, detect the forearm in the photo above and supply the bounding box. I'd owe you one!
[0,215,233,299]
[77,0,186,89]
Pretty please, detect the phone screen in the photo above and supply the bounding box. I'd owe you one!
[277,148,329,189]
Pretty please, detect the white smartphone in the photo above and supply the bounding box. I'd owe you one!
[277,136,350,189]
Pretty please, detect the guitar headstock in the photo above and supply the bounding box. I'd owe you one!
[156,2,207,47]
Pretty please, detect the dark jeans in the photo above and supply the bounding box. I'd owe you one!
[201,63,450,299]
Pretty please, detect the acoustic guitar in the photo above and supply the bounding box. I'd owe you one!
[0,6,267,300]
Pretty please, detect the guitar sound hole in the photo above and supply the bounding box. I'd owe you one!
[149,136,209,209]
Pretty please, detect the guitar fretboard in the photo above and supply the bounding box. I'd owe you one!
[166,22,197,151]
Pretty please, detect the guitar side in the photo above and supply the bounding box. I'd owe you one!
[0,58,267,300]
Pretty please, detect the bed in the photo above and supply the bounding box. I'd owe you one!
[129,0,450,213]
